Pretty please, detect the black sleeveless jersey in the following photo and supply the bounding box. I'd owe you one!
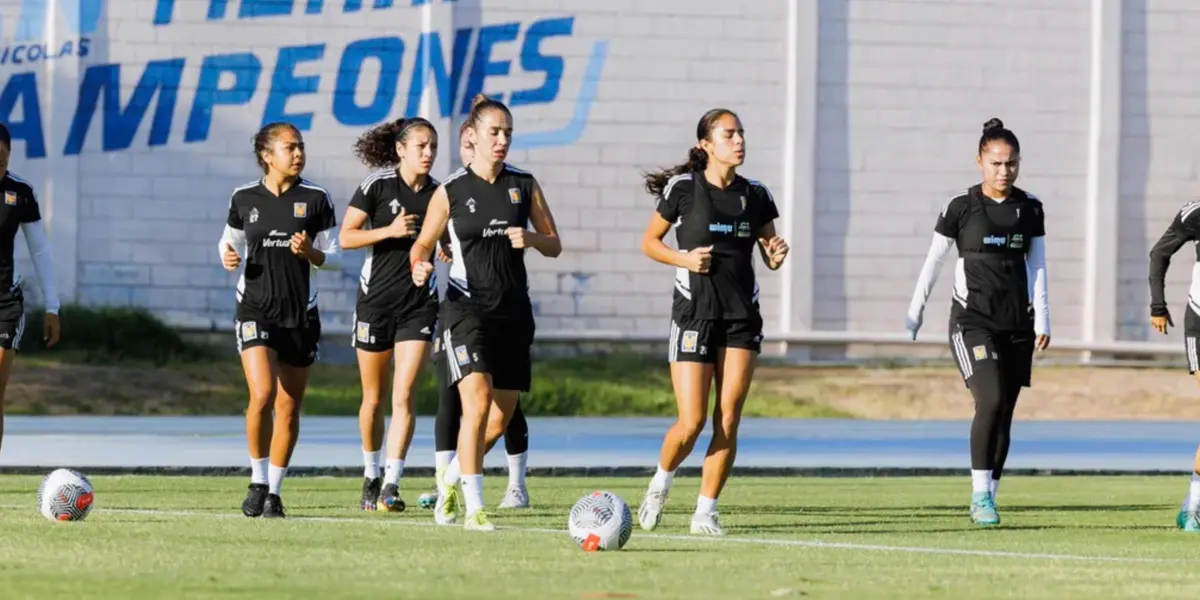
[226,178,337,328]
[349,168,439,314]
[0,172,42,294]
[936,184,1045,332]
[441,163,535,318]
[656,172,780,321]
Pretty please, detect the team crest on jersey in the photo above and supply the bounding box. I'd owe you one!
[293,202,307,218]
[736,222,751,238]
[248,208,259,223]
[1009,234,1024,249]
[682,330,699,353]
[3,191,15,206]
[508,188,521,204]
[972,345,987,361]
[454,345,470,365]
[241,321,258,341]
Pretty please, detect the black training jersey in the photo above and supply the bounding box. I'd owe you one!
[936,184,1045,332]
[349,168,439,314]
[1149,200,1200,317]
[656,172,780,321]
[442,163,535,318]
[226,178,337,328]
[0,172,41,294]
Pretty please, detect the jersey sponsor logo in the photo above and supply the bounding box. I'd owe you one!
[982,235,1007,247]
[489,219,508,226]
[4,3,609,160]
[681,330,699,353]
[240,321,258,341]
[972,345,987,361]
[3,191,15,206]
[708,223,734,234]
[482,227,508,238]
[1009,233,1024,249]
[248,207,259,223]
[262,238,291,248]
[508,188,521,204]
[293,202,307,218]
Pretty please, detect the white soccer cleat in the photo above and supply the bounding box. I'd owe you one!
[637,488,669,531]
[464,510,495,532]
[690,511,725,536]
[497,485,530,509]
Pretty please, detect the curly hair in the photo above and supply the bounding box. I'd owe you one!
[352,117,437,169]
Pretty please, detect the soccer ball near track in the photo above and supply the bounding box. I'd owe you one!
[37,468,95,522]
[568,490,633,551]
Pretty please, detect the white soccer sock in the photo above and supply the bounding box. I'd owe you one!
[507,452,527,488]
[250,457,269,485]
[971,469,992,494]
[363,449,380,480]
[1187,474,1200,512]
[384,459,404,487]
[990,478,1000,499]
[268,464,287,496]
[650,465,675,492]
[461,474,484,515]
[436,450,456,472]
[443,457,462,487]
[695,495,717,516]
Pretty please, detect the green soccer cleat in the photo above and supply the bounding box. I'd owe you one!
[1178,510,1188,530]
[464,509,495,532]
[1184,512,1200,532]
[970,491,1000,527]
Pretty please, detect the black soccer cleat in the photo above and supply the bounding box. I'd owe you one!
[263,493,286,518]
[377,483,406,512]
[241,483,268,517]
[360,477,382,511]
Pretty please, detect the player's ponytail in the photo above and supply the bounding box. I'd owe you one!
[642,108,737,200]
[978,117,1020,155]
[465,93,512,131]
[353,117,436,170]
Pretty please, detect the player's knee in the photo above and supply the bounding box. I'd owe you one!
[711,411,743,441]
[246,386,275,413]
[676,413,706,442]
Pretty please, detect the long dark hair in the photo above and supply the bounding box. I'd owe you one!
[978,117,1020,155]
[352,117,436,170]
[642,108,737,199]
[252,121,301,174]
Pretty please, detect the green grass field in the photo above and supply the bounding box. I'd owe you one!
[3,475,1200,599]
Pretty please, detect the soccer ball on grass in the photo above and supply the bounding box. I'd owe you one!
[568,490,633,551]
[37,468,95,522]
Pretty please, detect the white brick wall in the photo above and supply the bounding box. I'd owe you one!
[815,0,1091,340]
[0,0,1187,352]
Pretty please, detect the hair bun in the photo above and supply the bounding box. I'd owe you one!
[982,118,1004,132]
[471,94,490,110]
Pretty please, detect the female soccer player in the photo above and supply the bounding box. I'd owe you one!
[635,108,789,537]
[411,94,562,531]
[430,121,533,523]
[905,118,1051,527]
[0,122,61,457]
[340,117,440,512]
[1147,198,1200,531]
[220,121,339,519]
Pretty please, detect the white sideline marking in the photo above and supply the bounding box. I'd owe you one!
[2,505,1179,564]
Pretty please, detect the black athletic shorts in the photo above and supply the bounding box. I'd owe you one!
[1184,306,1200,374]
[0,288,27,351]
[439,305,535,392]
[235,307,322,368]
[948,321,1035,388]
[667,312,764,364]
[351,304,437,352]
